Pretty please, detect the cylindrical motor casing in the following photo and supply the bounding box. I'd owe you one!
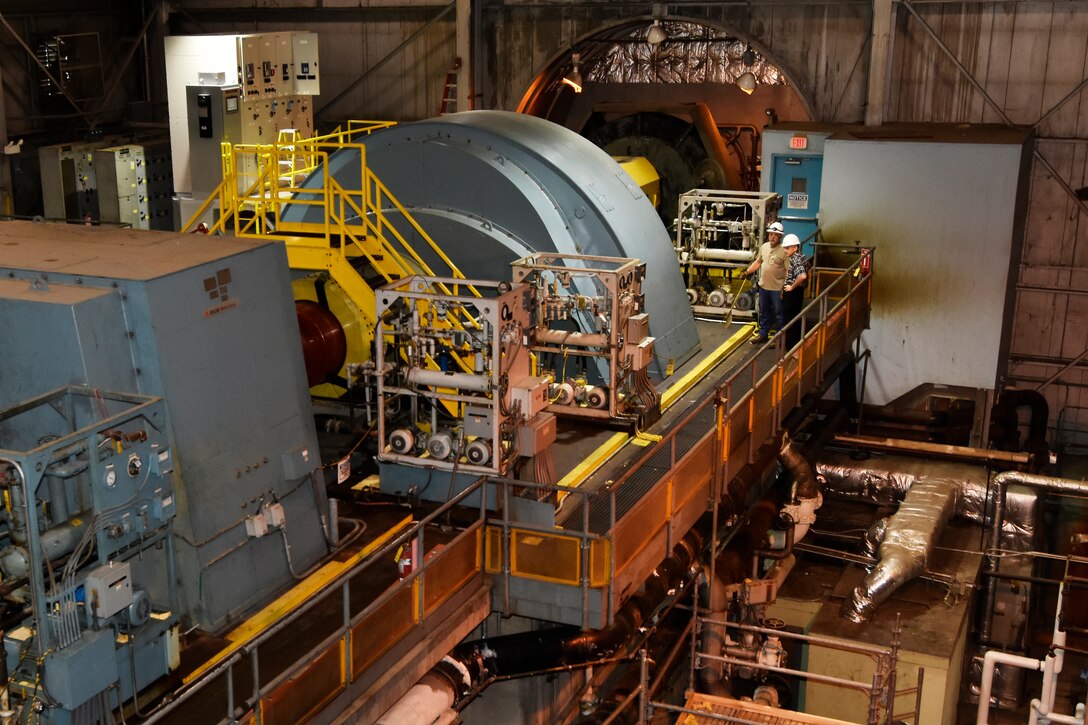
[427,431,455,460]
[552,382,575,406]
[465,439,492,466]
[390,428,415,454]
[586,386,608,409]
[707,287,729,308]
[128,590,152,627]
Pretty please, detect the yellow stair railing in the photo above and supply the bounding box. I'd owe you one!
[186,123,483,388]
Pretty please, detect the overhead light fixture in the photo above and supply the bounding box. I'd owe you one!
[562,52,583,93]
[737,44,757,94]
[737,71,756,95]
[647,19,668,46]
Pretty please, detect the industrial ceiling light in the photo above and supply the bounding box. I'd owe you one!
[736,71,756,95]
[562,52,583,93]
[647,19,668,46]
[737,44,757,94]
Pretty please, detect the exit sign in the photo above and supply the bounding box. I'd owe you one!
[790,135,808,150]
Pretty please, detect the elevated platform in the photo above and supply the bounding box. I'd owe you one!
[144,256,872,724]
[488,259,872,628]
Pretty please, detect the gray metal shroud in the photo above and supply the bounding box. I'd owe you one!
[0,222,327,632]
[282,110,701,375]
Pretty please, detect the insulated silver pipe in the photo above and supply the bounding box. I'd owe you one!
[860,516,889,559]
[841,477,959,623]
[980,471,1088,644]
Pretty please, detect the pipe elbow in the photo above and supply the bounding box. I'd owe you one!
[840,552,921,623]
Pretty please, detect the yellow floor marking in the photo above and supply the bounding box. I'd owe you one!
[556,432,629,502]
[660,323,754,411]
[555,323,752,500]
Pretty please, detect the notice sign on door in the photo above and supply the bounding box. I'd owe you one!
[787,192,809,210]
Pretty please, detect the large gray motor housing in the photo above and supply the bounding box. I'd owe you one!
[283,110,700,374]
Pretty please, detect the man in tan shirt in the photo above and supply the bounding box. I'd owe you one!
[744,222,788,343]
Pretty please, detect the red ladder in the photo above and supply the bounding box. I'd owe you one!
[439,58,462,115]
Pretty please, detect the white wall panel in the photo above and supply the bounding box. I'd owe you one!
[818,135,1027,404]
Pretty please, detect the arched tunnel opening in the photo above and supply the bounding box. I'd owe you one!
[517,18,813,225]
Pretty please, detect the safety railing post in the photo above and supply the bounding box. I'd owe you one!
[608,489,617,625]
[747,360,756,465]
[415,526,426,624]
[250,647,260,718]
[582,495,591,630]
[501,480,511,617]
[637,648,649,724]
[225,662,235,721]
[342,578,352,685]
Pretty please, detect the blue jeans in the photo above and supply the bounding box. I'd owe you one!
[757,287,784,339]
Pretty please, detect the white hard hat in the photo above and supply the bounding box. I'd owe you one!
[767,222,785,234]
[782,234,801,248]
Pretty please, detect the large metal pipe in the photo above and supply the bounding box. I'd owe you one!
[840,476,960,623]
[405,368,491,393]
[691,248,754,263]
[980,471,1088,644]
[375,670,459,725]
[816,452,1038,550]
[779,436,819,501]
[534,329,610,348]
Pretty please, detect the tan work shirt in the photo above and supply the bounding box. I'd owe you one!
[756,242,788,291]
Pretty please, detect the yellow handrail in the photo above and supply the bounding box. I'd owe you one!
[187,124,490,383]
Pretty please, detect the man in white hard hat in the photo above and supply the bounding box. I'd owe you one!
[781,233,808,348]
[743,222,787,344]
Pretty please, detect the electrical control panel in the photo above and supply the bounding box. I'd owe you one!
[96,144,149,229]
[376,276,547,477]
[673,189,782,317]
[186,84,243,196]
[84,561,133,620]
[511,253,661,424]
[39,142,104,222]
[291,31,321,95]
[166,31,320,198]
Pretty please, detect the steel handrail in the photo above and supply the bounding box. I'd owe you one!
[598,251,873,537]
[141,476,489,723]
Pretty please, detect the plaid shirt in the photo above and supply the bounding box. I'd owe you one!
[785,252,808,288]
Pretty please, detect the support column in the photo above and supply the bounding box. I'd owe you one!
[865,0,894,126]
[456,0,473,111]
[0,60,11,216]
